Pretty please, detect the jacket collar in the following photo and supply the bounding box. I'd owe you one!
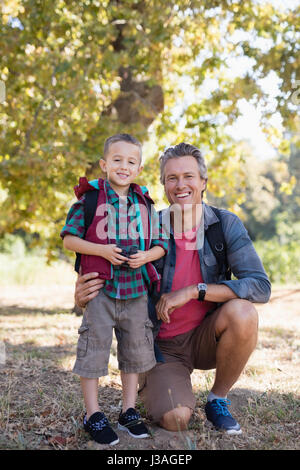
[74,177,154,205]
[203,202,219,230]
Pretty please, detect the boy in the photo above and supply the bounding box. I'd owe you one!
[61,134,168,445]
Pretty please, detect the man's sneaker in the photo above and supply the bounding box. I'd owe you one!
[83,411,119,445]
[118,408,149,438]
[205,399,242,435]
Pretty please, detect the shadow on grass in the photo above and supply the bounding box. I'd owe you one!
[0,305,74,316]
[0,339,122,450]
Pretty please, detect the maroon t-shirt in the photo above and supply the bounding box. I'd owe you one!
[157,225,215,339]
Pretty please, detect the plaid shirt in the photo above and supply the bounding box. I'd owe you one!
[61,181,168,300]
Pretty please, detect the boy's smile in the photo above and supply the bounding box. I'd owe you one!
[100,141,143,195]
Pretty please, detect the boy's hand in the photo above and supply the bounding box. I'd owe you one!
[127,250,149,269]
[101,244,129,266]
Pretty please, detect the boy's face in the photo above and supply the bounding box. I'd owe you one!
[100,141,143,195]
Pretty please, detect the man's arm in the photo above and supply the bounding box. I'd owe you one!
[217,210,271,304]
[156,283,237,323]
[156,210,271,323]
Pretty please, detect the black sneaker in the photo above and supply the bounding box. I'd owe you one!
[118,408,149,438]
[83,411,119,445]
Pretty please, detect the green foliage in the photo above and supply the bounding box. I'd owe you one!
[0,0,299,257]
[0,233,75,285]
[254,213,300,284]
[255,238,300,285]
[241,145,300,241]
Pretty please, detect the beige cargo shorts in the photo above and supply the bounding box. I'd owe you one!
[73,289,156,378]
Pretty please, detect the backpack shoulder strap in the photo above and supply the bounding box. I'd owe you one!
[74,190,99,273]
[84,189,99,230]
[205,206,231,280]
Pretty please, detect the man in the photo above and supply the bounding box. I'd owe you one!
[74,142,271,435]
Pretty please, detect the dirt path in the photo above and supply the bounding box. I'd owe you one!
[0,285,299,450]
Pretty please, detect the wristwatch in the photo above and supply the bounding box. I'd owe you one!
[197,283,207,301]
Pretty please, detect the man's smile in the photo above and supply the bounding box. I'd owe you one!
[175,191,192,199]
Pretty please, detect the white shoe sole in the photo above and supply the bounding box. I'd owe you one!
[108,438,120,445]
[206,420,242,435]
[117,423,149,439]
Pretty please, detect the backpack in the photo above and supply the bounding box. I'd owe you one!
[206,206,231,280]
[75,190,99,274]
[74,191,231,280]
[74,189,153,273]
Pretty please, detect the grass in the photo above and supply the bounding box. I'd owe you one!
[0,260,299,450]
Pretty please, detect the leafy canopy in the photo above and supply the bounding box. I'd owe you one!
[0,0,299,257]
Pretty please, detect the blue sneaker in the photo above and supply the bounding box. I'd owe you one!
[205,399,242,435]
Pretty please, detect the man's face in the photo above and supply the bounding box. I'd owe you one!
[163,156,207,208]
[100,141,143,193]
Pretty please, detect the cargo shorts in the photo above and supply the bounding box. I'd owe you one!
[73,289,156,378]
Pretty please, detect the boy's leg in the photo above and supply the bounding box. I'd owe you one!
[118,371,149,438]
[120,371,138,412]
[81,375,119,445]
[80,377,99,419]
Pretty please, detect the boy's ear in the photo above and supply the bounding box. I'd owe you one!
[99,158,106,173]
[138,164,144,175]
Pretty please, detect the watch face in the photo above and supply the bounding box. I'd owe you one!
[198,283,206,291]
[197,283,207,301]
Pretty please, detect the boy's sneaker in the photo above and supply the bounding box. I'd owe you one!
[205,399,242,435]
[83,411,119,445]
[118,408,149,438]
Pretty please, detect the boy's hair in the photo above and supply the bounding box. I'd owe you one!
[103,133,142,160]
[159,142,208,184]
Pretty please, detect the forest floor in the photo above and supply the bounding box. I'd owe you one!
[0,283,299,451]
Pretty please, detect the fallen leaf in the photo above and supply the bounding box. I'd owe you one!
[48,435,67,447]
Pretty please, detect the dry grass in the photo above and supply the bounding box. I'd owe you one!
[0,281,299,450]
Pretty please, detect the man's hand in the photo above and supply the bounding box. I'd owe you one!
[74,272,105,308]
[156,286,196,323]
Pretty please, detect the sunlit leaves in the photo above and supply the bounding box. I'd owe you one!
[0,0,299,255]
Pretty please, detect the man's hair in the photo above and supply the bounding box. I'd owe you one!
[103,133,142,160]
[159,142,208,184]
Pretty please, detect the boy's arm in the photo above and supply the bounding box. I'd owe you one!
[64,234,105,257]
[146,245,165,263]
[63,235,129,265]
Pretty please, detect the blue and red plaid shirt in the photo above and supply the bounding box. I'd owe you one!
[61,181,168,300]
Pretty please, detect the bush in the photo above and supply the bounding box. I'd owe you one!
[0,234,76,286]
[255,239,300,285]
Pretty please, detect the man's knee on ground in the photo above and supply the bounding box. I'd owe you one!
[217,299,258,340]
[159,406,192,432]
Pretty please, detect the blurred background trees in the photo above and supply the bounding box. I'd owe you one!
[0,0,299,283]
